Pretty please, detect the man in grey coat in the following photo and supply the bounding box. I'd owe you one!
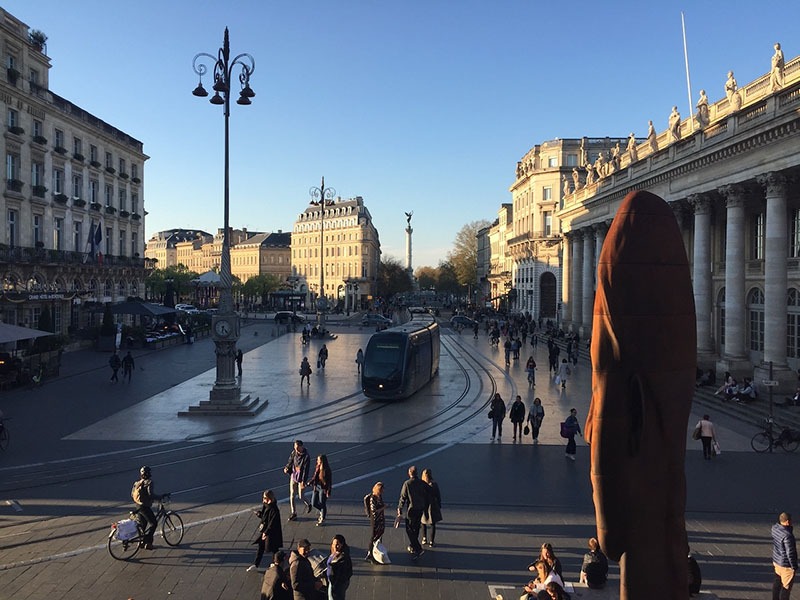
[397,465,430,558]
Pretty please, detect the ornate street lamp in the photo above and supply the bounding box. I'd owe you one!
[308,177,335,331]
[192,28,255,405]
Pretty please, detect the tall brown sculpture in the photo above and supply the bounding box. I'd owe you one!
[585,190,696,600]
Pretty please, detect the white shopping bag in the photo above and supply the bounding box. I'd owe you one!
[372,539,391,564]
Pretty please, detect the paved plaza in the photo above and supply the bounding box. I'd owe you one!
[0,318,795,599]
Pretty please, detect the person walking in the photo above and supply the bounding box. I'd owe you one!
[299,357,312,387]
[109,352,121,383]
[509,395,526,441]
[248,489,283,572]
[527,397,545,444]
[694,414,717,460]
[318,344,329,370]
[772,512,797,600]
[420,468,442,548]
[564,408,582,461]
[363,482,387,563]
[504,338,512,365]
[397,465,431,559]
[556,358,570,389]
[531,333,538,349]
[326,534,353,600]
[289,539,324,600]
[525,356,536,386]
[236,348,243,377]
[122,351,135,383]
[307,454,332,526]
[490,393,506,441]
[283,440,312,521]
[512,338,520,360]
[260,550,291,600]
[355,348,364,374]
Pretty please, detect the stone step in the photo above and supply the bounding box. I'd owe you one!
[177,394,268,417]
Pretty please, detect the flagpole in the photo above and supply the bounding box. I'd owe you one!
[681,11,694,133]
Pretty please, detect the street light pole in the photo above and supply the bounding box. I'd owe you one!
[309,177,336,331]
[192,28,255,405]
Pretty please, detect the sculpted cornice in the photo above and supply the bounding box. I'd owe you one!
[563,114,800,212]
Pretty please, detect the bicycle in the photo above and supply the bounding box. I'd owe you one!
[750,419,800,453]
[0,417,9,451]
[107,494,184,560]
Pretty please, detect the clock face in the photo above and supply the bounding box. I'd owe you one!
[214,320,231,337]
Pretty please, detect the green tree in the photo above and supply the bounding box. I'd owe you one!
[447,220,491,288]
[242,274,280,306]
[145,264,200,304]
[415,266,438,290]
[377,256,412,300]
[436,260,461,295]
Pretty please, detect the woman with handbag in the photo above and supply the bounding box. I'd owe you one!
[527,398,545,444]
[363,482,387,563]
[247,489,282,572]
[490,393,506,441]
[420,468,442,547]
[563,408,582,461]
[307,454,332,526]
[694,415,716,460]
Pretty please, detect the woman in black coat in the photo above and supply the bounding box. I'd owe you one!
[248,489,283,572]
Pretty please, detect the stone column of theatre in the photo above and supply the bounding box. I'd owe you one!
[689,194,714,355]
[720,184,747,360]
[562,233,572,326]
[759,172,789,367]
[571,232,583,331]
[593,222,608,272]
[581,228,595,332]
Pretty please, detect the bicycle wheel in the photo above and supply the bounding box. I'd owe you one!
[161,511,184,546]
[108,530,141,560]
[0,427,8,451]
[781,437,800,453]
[751,432,772,453]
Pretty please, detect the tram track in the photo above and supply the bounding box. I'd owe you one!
[0,328,510,567]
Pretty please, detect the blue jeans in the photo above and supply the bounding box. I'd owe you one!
[492,417,503,438]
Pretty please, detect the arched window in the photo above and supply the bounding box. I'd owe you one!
[72,278,82,292]
[748,287,764,351]
[104,279,113,297]
[788,288,800,358]
[118,280,126,297]
[717,287,726,350]
[130,280,138,296]
[88,279,97,294]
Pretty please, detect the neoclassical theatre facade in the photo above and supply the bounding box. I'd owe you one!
[557,46,800,390]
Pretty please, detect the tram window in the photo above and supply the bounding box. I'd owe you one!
[364,339,403,378]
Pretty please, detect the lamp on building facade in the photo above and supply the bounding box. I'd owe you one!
[308,177,336,330]
[192,28,255,404]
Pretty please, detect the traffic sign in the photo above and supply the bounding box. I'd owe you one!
[762,380,779,387]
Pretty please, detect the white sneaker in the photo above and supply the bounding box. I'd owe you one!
[246,565,257,572]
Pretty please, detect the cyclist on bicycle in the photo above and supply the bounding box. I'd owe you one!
[132,466,161,550]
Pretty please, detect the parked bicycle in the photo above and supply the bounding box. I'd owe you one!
[0,417,9,451]
[750,419,800,453]
[107,494,184,560]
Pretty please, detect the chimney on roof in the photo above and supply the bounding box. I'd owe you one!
[277,229,282,233]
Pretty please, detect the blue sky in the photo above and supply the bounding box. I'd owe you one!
[9,1,799,267]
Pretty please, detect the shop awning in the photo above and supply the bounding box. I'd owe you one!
[0,323,53,344]
[109,301,177,317]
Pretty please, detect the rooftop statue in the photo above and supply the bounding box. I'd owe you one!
[404,211,413,226]
[586,162,596,185]
[627,132,638,163]
[610,143,621,173]
[695,90,710,128]
[668,107,681,142]
[725,70,742,112]
[595,152,607,178]
[572,167,582,190]
[580,138,589,167]
[771,42,785,91]
[562,174,571,196]
[647,120,659,154]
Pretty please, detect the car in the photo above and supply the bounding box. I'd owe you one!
[361,313,393,327]
[450,315,478,328]
[175,304,200,314]
[274,311,305,324]
[408,306,428,314]
[204,308,219,315]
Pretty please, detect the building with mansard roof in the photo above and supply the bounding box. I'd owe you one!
[0,8,149,334]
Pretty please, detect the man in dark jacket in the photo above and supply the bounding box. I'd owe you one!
[122,351,135,383]
[283,440,312,521]
[397,465,430,558]
[772,512,798,600]
[289,539,322,600]
[261,551,291,600]
[132,465,161,550]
